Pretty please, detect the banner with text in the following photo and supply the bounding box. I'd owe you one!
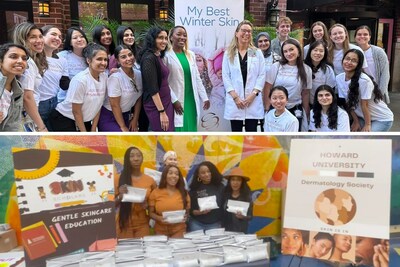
[12,148,116,267]
[283,139,391,266]
[175,0,244,131]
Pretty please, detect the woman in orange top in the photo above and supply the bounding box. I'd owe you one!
[148,165,190,238]
[115,146,156,238]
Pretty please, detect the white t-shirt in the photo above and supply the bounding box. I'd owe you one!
[103,68,143,113]
[309,107,350,132]
[56,68,107,122]
[363,47,377,80]
[19,58,42,105]
[0,89,13,123]
[266,62,312,109]
[310,65,336,104]
[57,50,87,102]
[336,72,393,121]
[332,44,368,75]
[38,56,69,101]
[264,108,299,132]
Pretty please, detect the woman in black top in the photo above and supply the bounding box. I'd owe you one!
[222,167,252,233]
[188,161,225,231]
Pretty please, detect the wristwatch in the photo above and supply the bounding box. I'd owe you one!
[252,90,259,96]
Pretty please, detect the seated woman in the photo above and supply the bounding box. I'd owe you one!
[148,165,190,238]
[309,85,350,132]
[264,86,299,132]
[222,167,252,233]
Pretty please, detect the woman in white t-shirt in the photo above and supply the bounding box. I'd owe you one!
[336,49,393,132]
[49,43,108,131]
[57,27,88,103]
[304,40,336,107]
[38,25,69,131]
[328,23,367,75]
[309,85,350,132]
[264,38,312,131]
[0,43,28,131]
[98,45,143,132]
[12,22,48,132]
[264,86,298,132]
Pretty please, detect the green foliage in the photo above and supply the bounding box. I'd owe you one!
[78,15,119,44]
[244,11,254,23]
[253,26,304,44]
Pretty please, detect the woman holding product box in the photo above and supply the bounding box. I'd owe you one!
[115,147,156,238]
[188,161,225,231]
[221,167,253,233]
[148,165,190,237]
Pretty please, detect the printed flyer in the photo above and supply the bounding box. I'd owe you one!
[283,139,391,266]
[12,148,116,267]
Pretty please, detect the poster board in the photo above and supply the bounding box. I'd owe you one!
[283,139,391,266]
[12,148,116,267]
[175,0,244,131]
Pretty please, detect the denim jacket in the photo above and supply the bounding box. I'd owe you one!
[0,72,24,131]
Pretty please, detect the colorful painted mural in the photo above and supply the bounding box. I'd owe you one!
[1,135,290,244]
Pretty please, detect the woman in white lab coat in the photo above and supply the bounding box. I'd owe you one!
[222,20,265,132]
[165,26,209,132]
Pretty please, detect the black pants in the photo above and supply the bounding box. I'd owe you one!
[49,110,91,132]
[288,105,302,132]
[230,119,258,132]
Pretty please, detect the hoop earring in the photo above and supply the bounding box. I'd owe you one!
[197,176,201,182]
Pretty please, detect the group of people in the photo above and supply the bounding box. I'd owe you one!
[0,17,394,132]
[281,228,389,266]
[115,147,253,238]
[254,17,393,132]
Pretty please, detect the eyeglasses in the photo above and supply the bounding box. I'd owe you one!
[343,57,358,64]
[130,78,139,93]
[240,29,252,34]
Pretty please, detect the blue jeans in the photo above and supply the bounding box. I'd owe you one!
[39,96,58,131]
[358,117,393,132]
[188,218,221,232]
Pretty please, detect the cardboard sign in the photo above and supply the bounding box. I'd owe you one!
[283,139,391,266]
[13,148,117,267]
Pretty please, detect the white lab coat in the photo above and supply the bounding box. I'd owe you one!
[165,50,209,127]
[222,48,266,120]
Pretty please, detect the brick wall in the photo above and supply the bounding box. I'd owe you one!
[33,0,71,34]
[249,0,288,27]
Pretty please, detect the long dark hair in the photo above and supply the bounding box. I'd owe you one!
[280,39,308,88]
[304,40,331,75]
[189,161,223,191]
[344,49,383,110]
[118,147,143,231]
[224,177,251,202]
[63,26,88,52]
[138,26,168,63]
[92,25,115,55]
[307,21,330,47]
[116,25,138,58]
[313,85,339,130]
[159,165,187,210]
